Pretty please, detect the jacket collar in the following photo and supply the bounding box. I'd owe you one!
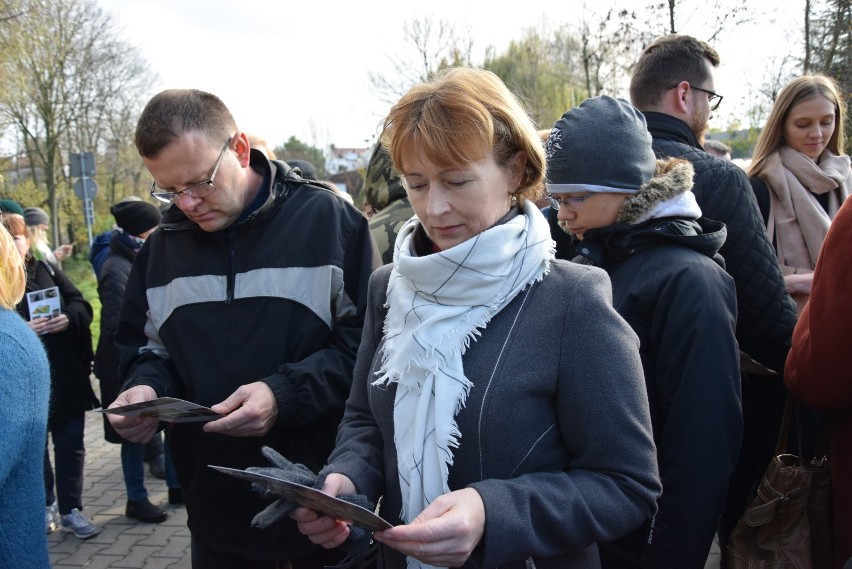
[641,111,703,150]
[576,216,727,268]
[109,230,140,261]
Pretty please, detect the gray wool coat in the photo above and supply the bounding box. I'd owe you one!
[328,260,662,569]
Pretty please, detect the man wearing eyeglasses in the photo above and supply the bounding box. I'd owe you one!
[630,35,798,563]
[108,89,378,569]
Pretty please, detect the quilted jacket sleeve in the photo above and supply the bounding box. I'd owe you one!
[684,150,797,373]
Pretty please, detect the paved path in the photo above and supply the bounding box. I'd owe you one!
[48,412,190,568]
[46,407,723,568]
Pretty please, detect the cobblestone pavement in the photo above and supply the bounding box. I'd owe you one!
[47,412,190,568]
[45,407,722,569]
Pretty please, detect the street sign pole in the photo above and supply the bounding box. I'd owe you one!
[79,154,93,246]
[71,152,97,246]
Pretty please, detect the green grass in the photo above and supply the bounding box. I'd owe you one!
[63,255,101,349]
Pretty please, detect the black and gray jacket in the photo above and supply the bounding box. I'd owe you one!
[574,160,743,569]
[114,151,377,561]
[643,112,797,373]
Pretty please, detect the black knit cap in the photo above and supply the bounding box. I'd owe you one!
[110,201,162,237]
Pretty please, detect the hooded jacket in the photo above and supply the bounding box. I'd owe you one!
[94,230,144,444]
[114,151,377,561]
[363,143,413,264]
[575,160,743,569]
[643,112,796,374]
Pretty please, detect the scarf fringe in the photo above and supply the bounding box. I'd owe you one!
[379,201,554,532]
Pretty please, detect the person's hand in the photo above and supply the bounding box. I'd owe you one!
[107,385,159,443]
[203,381,279,437]
[784,272,814,295]
[41,313,69,334]
[26,316,49,335]
[373,488,485,568]
[290,473,357,548]
[54,243,73,262]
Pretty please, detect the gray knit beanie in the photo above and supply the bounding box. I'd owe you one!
[545,96,656,194]
[24,206,49,226]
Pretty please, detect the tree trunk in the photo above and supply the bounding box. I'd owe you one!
[669,0,677,33]
[804,0,811,73]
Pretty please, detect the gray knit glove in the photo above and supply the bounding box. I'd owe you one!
[247,446,374,556]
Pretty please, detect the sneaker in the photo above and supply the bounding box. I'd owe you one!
[60,508,100,539]
[126,498,167,523]
[45,502,59,534]
[168,488,184,505]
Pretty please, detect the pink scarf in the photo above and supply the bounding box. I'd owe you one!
[760,146,851,272]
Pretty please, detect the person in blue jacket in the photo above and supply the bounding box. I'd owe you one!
[0,216,51,568]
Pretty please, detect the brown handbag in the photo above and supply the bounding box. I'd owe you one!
[726,395,833,569]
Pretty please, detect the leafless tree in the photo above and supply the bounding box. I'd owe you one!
[575,5,650,97]
[802,0,852,146]
[654,0,754,41]
[0,0,154,246]
[0,0,25,23]
[367,15,474,105]
[804,0,851,76]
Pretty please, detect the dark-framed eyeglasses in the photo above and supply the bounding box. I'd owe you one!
[667,83,723,111]
[149,137,233,204]
[547,193,597,211]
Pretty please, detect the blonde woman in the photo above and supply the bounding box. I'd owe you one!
[23,206,72,264]
[0,216,51,568]
[748,74,851,312]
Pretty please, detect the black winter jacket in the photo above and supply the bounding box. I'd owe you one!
[94,231,139,443]
[17,258,99,429]
[577,217,742,569]
[643,112,797,373]
[115,153,377,561]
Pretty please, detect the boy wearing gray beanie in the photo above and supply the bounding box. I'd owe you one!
[546,96,743,569]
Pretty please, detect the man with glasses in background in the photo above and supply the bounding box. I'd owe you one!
[629,35,798,562]
[108,89,378,569]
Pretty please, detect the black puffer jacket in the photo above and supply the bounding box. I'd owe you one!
[643,112,797,373]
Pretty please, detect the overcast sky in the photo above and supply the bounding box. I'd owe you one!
[95,0,805,150]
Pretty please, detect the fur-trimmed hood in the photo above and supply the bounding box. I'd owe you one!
[572,159,726,268]
[616,159,699,224]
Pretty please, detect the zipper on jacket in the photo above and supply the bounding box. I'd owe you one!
[225,229,236,304]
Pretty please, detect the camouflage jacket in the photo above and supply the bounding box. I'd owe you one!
[369,198,414,264]
[363,143,414,264]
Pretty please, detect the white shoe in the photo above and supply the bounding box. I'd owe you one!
[45,501,59,534]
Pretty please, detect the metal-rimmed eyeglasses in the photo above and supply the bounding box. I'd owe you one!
[547,193,596,211]
[667,83,723,111]
[149,137,232,204]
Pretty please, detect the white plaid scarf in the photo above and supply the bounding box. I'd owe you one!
[373,199,553,567]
